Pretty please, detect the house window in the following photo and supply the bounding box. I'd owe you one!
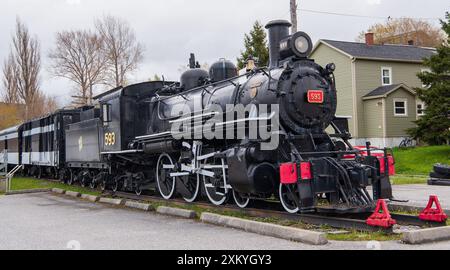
[417,102,425,116]
[393,99,408,116]
[381,67,392,85]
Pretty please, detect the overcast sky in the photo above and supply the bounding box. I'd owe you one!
[1,0,448,105]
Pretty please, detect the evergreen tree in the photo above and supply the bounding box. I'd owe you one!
[407,12,450,145]
[237,21,269,69]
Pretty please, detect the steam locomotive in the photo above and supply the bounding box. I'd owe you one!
[0,20,395,214]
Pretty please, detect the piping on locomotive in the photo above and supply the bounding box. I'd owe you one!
[0,20,395,214]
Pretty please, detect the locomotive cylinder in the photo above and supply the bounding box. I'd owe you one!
[143,141,178,154]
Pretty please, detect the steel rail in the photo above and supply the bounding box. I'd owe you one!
[390,213,447,227]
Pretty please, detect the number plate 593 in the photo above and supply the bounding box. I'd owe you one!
[104,132,116,146]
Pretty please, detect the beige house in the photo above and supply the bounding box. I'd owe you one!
[310,34,436,147]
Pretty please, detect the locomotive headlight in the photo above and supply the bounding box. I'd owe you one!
[294,36,309,54]
[279,31,313,60]
[291,32,313,58]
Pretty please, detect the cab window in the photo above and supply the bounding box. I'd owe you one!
[102,104,111,123]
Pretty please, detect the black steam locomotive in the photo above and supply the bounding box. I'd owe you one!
[0,20,395,214]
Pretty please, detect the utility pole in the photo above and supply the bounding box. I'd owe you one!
[290,0,298,33]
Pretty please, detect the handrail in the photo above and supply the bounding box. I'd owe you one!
[6,164,22,178]
[5,164,23,193]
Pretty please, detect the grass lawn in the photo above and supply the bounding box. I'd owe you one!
[390,175,428,185]
[326,231,402,241]
[10,177,101,196]
[392,146,450,175]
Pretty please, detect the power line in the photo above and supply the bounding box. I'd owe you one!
[298,8,441,21]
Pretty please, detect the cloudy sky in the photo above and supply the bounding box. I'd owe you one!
[0,0,448,105]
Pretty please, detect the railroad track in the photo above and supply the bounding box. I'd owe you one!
[109,191,446,233]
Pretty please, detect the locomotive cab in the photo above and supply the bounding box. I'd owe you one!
[96,81,175,153]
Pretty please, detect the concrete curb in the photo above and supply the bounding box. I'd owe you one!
[99,197,125,206]
[125,200,153,211]
[201,212,328,245]
[403,226,450,244]
[51,188,66,194]
[81,194,100,202]
[65,191,81,198]
[5,188,52,195]
[157,206,197,219]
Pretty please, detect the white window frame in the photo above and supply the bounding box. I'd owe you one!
[421,68,431,88]
[393,98,408,117]
[416,101,426,116]
[381,67,392,86]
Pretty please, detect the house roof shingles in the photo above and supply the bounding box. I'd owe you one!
[363,83,416,100]
[364,84,402,98]
[321,40,436,62]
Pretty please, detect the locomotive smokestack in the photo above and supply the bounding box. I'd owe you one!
[265,20,292,68]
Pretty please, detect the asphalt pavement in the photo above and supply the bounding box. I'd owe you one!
[0,192,449,250]
[390,184,450,210]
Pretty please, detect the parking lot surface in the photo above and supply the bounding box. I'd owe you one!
[0,193,449,250]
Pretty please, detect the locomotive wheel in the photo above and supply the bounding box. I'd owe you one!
[179,174,200,203]
[37,167,43,179]
[156,153,176,200]
[99,179,107,192]
[112,176,123,193]
[134,172,146,196]
[80,173,88,188]
[58,169,66,183]
[89,178,97,189]
[279,184,300,214]
[233,191,251,209]
[135,186,143,196]
[202,157,230,206]
[67,170,75,186]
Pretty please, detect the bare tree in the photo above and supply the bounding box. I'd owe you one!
[29,91,59,118]
[357,18,446,47]
[11,18,41,119]
[95,15,144,88]
[49,30,106,105]
[1,52,19,103]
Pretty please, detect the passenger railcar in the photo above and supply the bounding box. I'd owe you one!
[0,108,83,178]
[0,125,21,169]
